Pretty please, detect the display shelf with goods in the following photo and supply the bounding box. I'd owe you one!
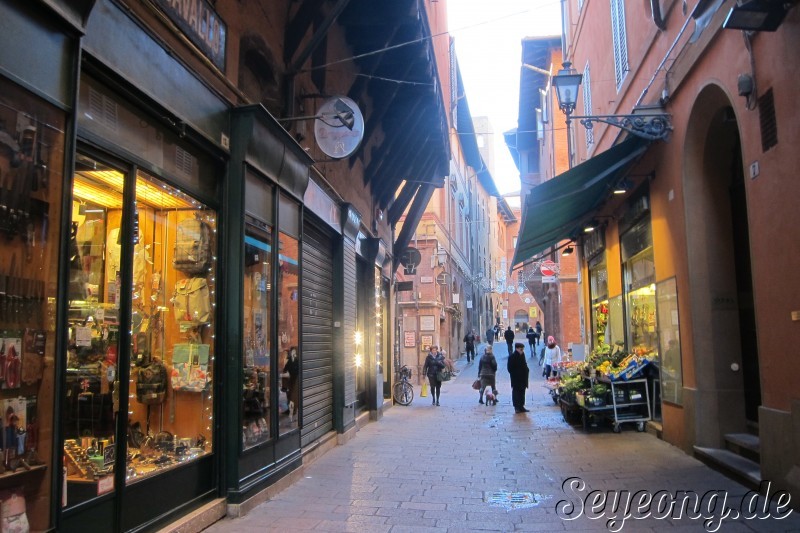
[63,159,216,507]
[554,344,654,432]
[0,76,67,530]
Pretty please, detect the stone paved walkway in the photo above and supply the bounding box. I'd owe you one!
[205,342,799,532]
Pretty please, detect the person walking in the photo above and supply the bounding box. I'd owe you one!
[503,325,515,355]
[525,327,537,358]
[534,321,543,347]
[507,342,530,413]
[477,345,498,404]
[422,345,446,406]
[542,335,563,379]
[463,329,476,363]
[485,326,495,347]
[494,325,500,342]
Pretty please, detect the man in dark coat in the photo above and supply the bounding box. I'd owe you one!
[507,342,530,413]
[463,329,476,363]
[504,326,515,355]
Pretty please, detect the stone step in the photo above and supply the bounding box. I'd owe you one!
[694,446,761,490]
[725,432,760,462]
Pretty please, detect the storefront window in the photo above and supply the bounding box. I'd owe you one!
[623,250,657,355]
[277,231,299,435]
[656,278,682,405]
[607,296,624,347]
[243,231,272,449]
[0,76,65,530]
[589,259,609,349]
[65,158,216,505]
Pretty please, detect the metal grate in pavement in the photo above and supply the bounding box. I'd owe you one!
[484,490,543,510]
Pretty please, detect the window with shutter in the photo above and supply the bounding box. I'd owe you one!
[610,0,629,90]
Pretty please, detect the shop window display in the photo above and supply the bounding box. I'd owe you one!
[589,263,609,348]
[64,159,215,507]
[277,232,299,435]
[242,232,272,449]
[0,76,65,531]
[623,249,657,356]
[656,278,682,405]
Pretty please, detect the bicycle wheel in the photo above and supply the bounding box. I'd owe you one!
[393,381,413,405]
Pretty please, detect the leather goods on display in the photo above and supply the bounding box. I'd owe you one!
[171,278,211,325]
[136,360,168,404]
[173,217,212,275]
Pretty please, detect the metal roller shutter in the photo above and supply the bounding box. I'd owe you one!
[301,223,335,446]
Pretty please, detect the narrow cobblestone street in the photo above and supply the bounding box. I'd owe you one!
[205,343,800,532]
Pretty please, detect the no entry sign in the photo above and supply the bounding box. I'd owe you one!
[540,260,557,277]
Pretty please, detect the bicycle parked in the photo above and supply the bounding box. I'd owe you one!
[393,365,414,405]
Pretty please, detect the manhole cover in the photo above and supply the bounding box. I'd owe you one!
[485,490,540,510]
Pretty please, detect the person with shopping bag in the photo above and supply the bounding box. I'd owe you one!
[422,345,446,406]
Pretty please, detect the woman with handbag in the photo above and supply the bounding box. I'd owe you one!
[477,346,498,405]
[422,345,446,406]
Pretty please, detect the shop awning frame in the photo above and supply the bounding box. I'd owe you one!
[512,136,649,267]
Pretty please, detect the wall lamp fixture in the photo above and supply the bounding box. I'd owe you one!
[562,245,575,256]
[552,63,672,142]
[613,178,633,195]
[723,0,794,32]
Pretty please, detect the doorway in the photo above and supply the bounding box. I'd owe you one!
[684,86,761,443]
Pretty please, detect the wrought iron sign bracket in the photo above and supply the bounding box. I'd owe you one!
[572,113,672,141]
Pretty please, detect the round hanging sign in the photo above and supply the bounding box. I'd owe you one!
[314,96,364,159]
[540,260,557,277]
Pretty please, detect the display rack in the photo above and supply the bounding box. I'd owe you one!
[600,377,651,432]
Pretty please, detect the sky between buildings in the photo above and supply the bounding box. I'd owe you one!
[448,0,562,194]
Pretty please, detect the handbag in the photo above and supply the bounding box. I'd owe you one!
[472,379,481,390]
[436,369,451,382]
[170,343,211,392]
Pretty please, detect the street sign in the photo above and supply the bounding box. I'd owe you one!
[540,260,557,277]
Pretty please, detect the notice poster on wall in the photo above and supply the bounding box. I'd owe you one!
[404,331,416,347]
[420,315,435,331]
[421,335,433,351]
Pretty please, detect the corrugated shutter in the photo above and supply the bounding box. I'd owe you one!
[301,224,335,446]
[342,242,357,406]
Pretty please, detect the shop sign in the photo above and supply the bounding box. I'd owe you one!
[304,179,340,230]
[156,0,227,70]
[404,331,416,347]
[420,315,435,331]
[452,293,460,304]
[420,276,433,283]
[529,307,538,318]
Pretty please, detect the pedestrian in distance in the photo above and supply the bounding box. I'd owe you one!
[504,325,515,355]
[542,335,563,379]
[494,324,500,342]
[525,327,537,358]
[507,342,530,413]
[477,345,498,405]
[422,345,446,406]
[485,326,495,347]
[534,321,543,347]
[463,329,476,363]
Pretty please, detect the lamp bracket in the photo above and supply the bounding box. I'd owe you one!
[572,113,672,141]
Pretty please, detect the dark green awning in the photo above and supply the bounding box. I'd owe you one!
[512,137,649,267]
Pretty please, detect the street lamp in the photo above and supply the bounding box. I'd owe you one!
[552,62,582,169]
[552,63,672,146]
